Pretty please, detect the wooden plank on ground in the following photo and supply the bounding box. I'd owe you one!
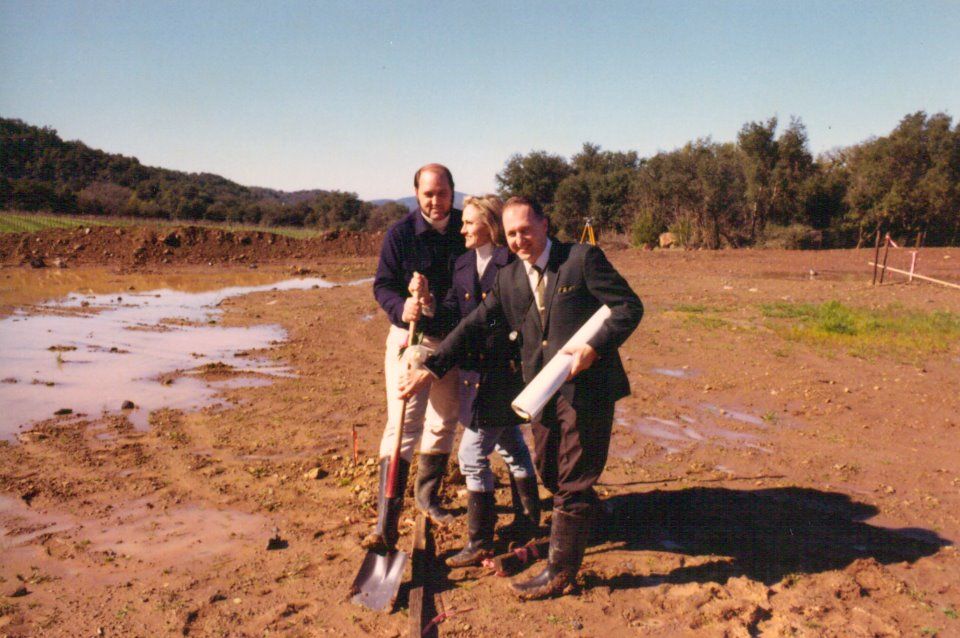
[868,261,960,290]
[408,513,439,638]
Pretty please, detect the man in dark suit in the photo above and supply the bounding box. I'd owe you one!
[401,196,642,599]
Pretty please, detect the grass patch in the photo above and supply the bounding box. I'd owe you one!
[683,315,729,329]
[0,212,114,233]
[668,303,734,330]
[673,303,708,313]
[760,300,960,359]
[0,211,325,238]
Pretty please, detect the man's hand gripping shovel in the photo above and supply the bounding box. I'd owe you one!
[349,319,418,612]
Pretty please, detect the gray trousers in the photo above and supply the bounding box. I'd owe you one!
[458,424,535,492]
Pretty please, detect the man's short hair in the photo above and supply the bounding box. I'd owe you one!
[503,195,545,220]
[414,163,455,191]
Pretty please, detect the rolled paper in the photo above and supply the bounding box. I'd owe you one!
[511,305,612,421]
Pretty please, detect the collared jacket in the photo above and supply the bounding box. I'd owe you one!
[373,208,465,338]
[426,240,642,410]
[437,246,524,430]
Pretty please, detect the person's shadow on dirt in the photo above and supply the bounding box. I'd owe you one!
[589,486,949,590]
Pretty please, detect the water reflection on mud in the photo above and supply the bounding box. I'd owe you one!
[650,367,698,379]
[613,401,773,461]
[0,494,269,570]
[0,276,339,439]
[0,267,304,311]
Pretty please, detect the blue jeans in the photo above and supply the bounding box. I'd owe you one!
[458,425,535,493]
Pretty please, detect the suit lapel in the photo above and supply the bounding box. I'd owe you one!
[542,241,562,334]
[511,257,539,332]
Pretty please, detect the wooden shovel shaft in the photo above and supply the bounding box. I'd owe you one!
[385,320,417,499]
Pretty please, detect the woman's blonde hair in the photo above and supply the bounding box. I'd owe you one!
[462,194,505,246]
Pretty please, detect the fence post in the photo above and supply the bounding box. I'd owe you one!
[872,229,882,285]
[879,233,892,285]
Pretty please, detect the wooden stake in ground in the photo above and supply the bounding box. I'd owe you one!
[351,424,359,465]
[879,233,892,285]
[408,513,439,638]
[872,229,882,285]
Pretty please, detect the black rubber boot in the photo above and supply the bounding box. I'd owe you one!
[414,453,455,525]
[360,457,410,552]
[445,490,496,567]
[498,474,541,542]
[510,508,591,600]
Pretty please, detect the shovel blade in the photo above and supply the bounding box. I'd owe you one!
[350,550,408,611]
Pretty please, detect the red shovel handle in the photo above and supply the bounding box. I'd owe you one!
[385,320,417,499]
[385,397,408,498]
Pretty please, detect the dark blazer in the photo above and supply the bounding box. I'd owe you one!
[438,246,524,430]
[427,240,643,410]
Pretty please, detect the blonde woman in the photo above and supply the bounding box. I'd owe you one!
[410,194,540,566]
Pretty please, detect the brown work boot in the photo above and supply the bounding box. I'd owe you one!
[414,453,455,525]
[360,457,409,552]
[446,490,495,567]
[498,474,541,542]
[510,508,591,600]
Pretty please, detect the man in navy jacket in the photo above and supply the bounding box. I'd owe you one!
[363,163,466,552]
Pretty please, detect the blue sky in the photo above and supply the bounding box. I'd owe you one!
[2,1,958,200]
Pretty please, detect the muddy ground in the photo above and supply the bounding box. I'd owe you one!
[1,229,959,637]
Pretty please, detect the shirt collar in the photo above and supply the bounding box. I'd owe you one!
[475,243,493,276]
[418,209,450,234]
[524,238,552,276]
[475,242,494,261]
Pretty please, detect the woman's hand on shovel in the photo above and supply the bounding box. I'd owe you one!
[399,368,433,400]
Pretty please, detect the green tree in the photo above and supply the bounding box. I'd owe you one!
[737,117,778,240]
[366,201,410,232]
[551,175,591,237]
[495,150,572,210]
[769,117,815,225]
[843,111,960,245]
[571,142,640,174]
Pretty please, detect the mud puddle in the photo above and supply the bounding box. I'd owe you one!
[0,494,270,575]
[0,275,343,439]
[612,402,774,459]
[650,366,698,379]
[0,266,308,310]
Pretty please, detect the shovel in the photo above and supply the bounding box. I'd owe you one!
[350,320,418,611]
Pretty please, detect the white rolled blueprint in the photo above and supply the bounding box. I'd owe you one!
[511,305,612,421]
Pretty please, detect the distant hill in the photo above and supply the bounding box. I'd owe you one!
[0,117,395,230]
[249,187,338,206]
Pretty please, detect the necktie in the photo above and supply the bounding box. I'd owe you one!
[533,265,546,324]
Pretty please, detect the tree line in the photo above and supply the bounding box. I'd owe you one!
[496,111,960,247]
[0,118,409,231]
[3,112,959,246]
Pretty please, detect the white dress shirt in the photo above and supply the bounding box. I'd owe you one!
[522,238,552,296]
[475,243,494,278]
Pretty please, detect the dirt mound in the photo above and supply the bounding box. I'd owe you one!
[0,225,382,268]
